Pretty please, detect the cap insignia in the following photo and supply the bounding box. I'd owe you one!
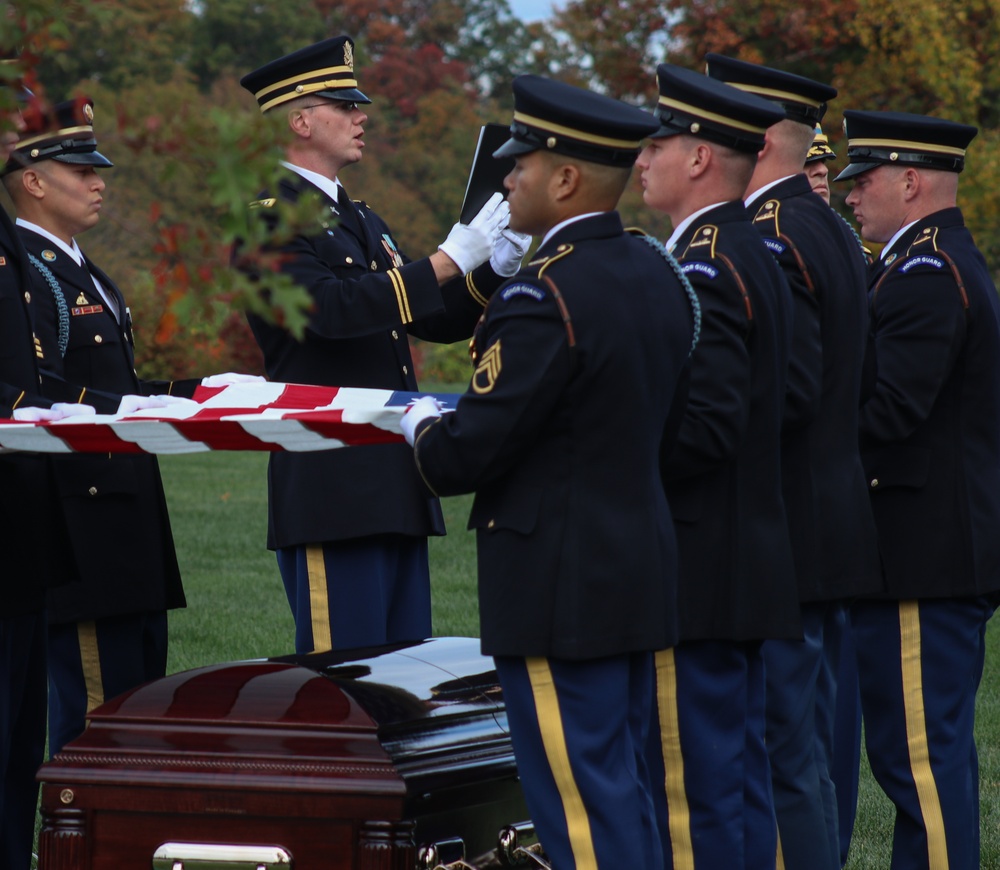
[690,122,701,133]
[890,152,898,161]
[344,41,354,70]
[84,103,94,123]
[546,136,557,149]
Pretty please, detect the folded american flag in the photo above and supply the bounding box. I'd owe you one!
[0,383,458,455]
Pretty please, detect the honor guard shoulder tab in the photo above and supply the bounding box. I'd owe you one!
[752,199,817,294]
[681,224,754,327]
[873,226,969,312]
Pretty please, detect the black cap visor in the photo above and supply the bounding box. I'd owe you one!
[314,87,371,105]
[53,149,113,168]
[834,161,880,182]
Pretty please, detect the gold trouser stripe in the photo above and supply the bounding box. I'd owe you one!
[777,836,786,869]
[525,657,598,870]
[76,387,87,403]
[654,649,694,870]
[387,268,412,323]
[77,621,105,714]
[899,600,950,869]
[11,389,25,410]
[306,545,333,652]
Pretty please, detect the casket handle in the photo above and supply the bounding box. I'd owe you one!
[151,841,292,869]
[498,823,550,868]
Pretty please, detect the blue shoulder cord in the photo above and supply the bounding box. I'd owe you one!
[641,234,702,357]
[835,210,868,256]
[27,253,70,357]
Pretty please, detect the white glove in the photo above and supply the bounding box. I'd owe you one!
[13,403,97,422]
[401,395,443,446]
[116,394,198,414]
[490,225,533,277]
[439,192,510,274]
[201,372,266,387]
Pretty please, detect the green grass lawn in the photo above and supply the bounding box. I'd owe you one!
[38,450,1000,868]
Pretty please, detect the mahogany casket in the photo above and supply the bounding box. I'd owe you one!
[36,636,545,870]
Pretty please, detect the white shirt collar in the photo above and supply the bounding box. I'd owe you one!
[16,218,84,266]
[666,201,729,253]
[538,212,605,250]
[281,160,342,202]
[881,220,920,260]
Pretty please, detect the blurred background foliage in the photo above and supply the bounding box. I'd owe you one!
[3,0,999,382]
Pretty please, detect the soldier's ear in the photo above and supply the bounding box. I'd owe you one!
[19,166,44,200]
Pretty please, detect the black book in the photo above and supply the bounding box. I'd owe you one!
[460,123,515,224]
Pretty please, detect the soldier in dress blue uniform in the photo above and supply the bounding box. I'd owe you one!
[1,97,253,757]
[835,110,1000,870]
[706,55,883,870]
[402,74,696,870]
[635,64,797,870]
[239,36,525,655]
[0,84,92,870]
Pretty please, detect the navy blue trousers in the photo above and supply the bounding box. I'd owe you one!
[827,604,861,867]
[495,653,662,870]
[764,602,841,870]
[0,610,46,870]
[276,534,431,654]
[48,610,167,756]
[648,641,776,870]
[852,597,994,870]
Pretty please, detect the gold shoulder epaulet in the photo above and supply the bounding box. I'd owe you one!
[682,225,719,261]
[752,199,781,235]
[527,243,574,278]
[906,226,940,255]
[248,198,276,209]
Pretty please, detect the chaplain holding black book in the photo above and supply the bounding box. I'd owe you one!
[239,36,529,656]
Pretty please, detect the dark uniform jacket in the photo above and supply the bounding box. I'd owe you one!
[246,173,505,549]
[663,200,801,642]
[859,208,1000,599]
[20,227,192,624]
[412,213,694,660]
[750,174,882,603]
[0,213,73,617]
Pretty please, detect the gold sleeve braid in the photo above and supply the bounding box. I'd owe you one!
[387,268,413,323]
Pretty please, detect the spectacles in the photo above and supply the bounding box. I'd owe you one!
[300,101,360,113]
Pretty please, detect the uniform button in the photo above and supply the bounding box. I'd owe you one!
[402,365,408,375]
[88,486,98,496]
[346,256,353,264]
[23,291,30,303]
[370,260,377,271]
[487,519,495,529]
[391,330,399,340]
[94,335,103,344]
[870,478,879,488]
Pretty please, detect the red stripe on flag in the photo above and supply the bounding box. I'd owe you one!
[42,422,144,454]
